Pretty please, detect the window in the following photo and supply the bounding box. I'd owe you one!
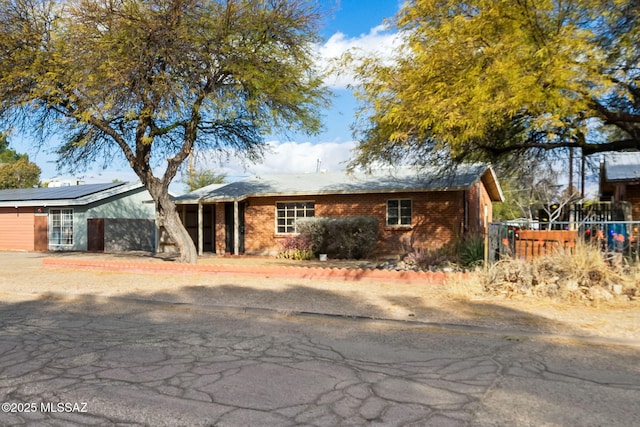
[387,199,412,226]
[50,209,74,245]
[276,202,314,233]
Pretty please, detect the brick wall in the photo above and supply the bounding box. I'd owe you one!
[467,182,493,236]
[235,191,468,256]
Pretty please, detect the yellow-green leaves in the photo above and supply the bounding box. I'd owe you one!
[349,0,640,168]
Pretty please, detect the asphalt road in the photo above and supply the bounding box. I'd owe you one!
[0,294,638,426]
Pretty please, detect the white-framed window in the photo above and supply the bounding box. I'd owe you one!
[387,199,412,226]
[276,201,315,234]
[50,208,74,245]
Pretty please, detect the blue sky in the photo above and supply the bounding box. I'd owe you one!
[315,0,400,140]
[9,0,403,187]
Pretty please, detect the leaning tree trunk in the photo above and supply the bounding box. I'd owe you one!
[149,184,198,264]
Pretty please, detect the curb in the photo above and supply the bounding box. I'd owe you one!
[41,257,470,284]
[31,291,640,349]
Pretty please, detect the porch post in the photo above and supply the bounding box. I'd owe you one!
[233,200,240,255]
[197,202,203,256]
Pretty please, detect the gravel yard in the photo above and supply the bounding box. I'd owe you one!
[0,251,638,345]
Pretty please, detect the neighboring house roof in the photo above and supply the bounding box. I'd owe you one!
[175,164,504,203]
[602,152,640,182]
[0,182,145,207]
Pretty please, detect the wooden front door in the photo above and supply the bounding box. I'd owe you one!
[34,214,48,251]
[87,218,105,252]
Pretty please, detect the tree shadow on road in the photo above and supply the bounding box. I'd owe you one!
[102,279,637,346]
[0,282,639,427]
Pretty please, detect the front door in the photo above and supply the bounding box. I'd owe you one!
[203,204,215,252]
[34,213,48,251]
[87,218,105,252]
[224,202,245,254]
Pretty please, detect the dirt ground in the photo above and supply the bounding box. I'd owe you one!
[0,251,638,345]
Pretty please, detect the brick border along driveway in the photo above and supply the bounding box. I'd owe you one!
[42,257,469,284]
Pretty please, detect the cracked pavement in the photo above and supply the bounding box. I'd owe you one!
[0,294,638,426]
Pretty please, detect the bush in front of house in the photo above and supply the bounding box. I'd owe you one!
[297,216,379,259]
[400,236,485,271]
[277,234,314,260]
[402,247,455,270]
[456,235,485,267]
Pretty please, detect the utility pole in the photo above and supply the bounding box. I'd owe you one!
[581,149,586,198]
[189,152,195,190]
[569,147,574,193]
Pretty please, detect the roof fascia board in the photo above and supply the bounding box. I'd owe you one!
[481,167,505,202]
[603,177,640,184]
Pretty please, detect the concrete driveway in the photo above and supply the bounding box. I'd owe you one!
[0,293,638,426]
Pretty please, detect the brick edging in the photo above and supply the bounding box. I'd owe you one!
[42,257,469,284]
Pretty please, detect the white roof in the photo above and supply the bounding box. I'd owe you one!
[174,165,504,203]
[603,152,640,182]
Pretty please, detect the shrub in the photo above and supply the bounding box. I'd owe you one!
[456,235,485,267]
[277,234,314,260]
[297,216,379,259]
[403,247,455,269]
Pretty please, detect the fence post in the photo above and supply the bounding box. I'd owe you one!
[484,205,489,267]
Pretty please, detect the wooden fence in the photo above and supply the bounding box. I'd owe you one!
[513,230,578,260]
[490,221,640,263]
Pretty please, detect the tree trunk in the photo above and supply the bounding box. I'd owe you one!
[161,200,198,264]
[149,182,198,264]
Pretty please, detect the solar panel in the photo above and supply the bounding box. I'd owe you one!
[0,182,126,202]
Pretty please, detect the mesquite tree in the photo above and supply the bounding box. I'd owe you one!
[0,0,329,263]
[348,0,640,169]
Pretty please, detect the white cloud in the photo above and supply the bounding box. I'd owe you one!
[45,140,357,192]
[197,140,356,180]
[317,25,403,89]
[46,169,140,186]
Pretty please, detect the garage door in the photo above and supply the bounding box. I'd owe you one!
[0,207,35,251]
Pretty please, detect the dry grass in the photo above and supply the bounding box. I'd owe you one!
[443,274,485,301]
[478,243,640,305]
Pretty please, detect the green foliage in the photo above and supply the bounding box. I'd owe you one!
[402,237,485,269]
[456,236,485,268]
[0,133,40,189]
[0,133,25,163]
[348,0,640,170]
[0,157,41,189]
[297,216,379,259]
[182,168,226,192]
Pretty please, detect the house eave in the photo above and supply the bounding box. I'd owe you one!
[480,167,504,202]
[173,165,505,205]
[176,186,481,204]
